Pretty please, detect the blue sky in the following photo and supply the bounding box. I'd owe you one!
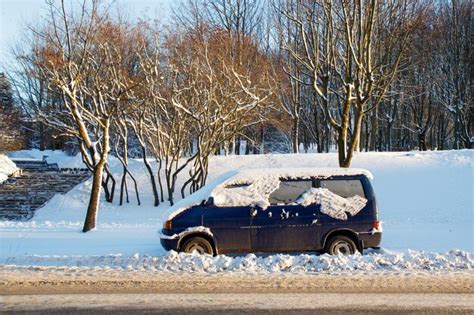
[0,0,176,72]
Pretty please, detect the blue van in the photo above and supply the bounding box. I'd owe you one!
[160,168,382,255]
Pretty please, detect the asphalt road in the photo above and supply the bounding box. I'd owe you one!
[2,293,474,314]
[1,268,473,314]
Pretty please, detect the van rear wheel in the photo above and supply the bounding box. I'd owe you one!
[181,236,214,255]
[326,235,357,255]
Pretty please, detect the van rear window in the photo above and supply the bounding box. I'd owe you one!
[320,179,365,198]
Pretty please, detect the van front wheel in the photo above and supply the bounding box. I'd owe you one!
[326,235,357,255]
[181,236,214,255]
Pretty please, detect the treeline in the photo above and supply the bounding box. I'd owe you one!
[3,0,472,231]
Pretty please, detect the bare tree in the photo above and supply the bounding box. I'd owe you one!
[278,0,421,166]
[28,1,142,231]
[434,0,472,149]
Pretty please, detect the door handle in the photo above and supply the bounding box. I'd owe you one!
[250,208,257,217]
[312,219,319,225]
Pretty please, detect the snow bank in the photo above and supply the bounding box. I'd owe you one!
[3,250,472,273]
[297,188,367,220]
[0,154,20,184]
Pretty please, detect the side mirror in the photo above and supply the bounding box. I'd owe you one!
[206,197,214,206]
[249,208,258,217]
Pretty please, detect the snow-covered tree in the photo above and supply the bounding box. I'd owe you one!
[29,1,145,231]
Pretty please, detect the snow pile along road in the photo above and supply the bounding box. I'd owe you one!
[3,250,472,273]
[0,154,19,184]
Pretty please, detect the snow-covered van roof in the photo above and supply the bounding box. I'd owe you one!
[164,167,373,221]
[222,167,373,185]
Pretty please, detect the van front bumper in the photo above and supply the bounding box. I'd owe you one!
[160,236,179,251]
[160,229,179,251]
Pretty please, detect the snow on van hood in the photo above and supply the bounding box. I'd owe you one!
[164,167,373,221]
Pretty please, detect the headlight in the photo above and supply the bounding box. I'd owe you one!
[163,220,172,230]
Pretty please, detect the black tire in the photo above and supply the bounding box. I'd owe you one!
[181,236,214,255]
[326,235,358,255]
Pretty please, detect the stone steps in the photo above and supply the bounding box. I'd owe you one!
[12,159,59,171]
[0,160,90,221]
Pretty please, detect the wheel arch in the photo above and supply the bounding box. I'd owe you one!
[323,229,361,252]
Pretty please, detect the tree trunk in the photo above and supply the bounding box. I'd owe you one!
[418,132,427,151]
[102,165,115,203]
[119,167,127,206]
[157,159,165,202]
[340,111,364,168]
[386,121,392,151]
[453,107,461,149]
[324,123,330,153]
[245,140,250,155]
[337,126,346,167]
[235,136,241,155]
[369,107,378,151]
[230,138,236,155]
[83,162,104,232]
[314,111,323,153]
[292,117,299,153]
[39,122,45,151]
[142,147,159,207]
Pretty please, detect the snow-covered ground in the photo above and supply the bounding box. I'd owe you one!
[0,149,473,272]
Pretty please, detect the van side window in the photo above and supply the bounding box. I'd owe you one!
[269,180,312,205]
[320,179,365,198]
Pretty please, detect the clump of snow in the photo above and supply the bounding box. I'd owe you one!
[0,154,20,184]
[297,188,367,220]
[212,174,280,209]
[3,250,472,273]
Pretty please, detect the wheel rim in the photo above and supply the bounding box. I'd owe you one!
[184,240,211,254]
[332,240,353,255]
[187,243,206,254]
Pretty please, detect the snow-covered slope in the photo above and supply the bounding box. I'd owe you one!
[0,154,19,184]
[1,150,473,267]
